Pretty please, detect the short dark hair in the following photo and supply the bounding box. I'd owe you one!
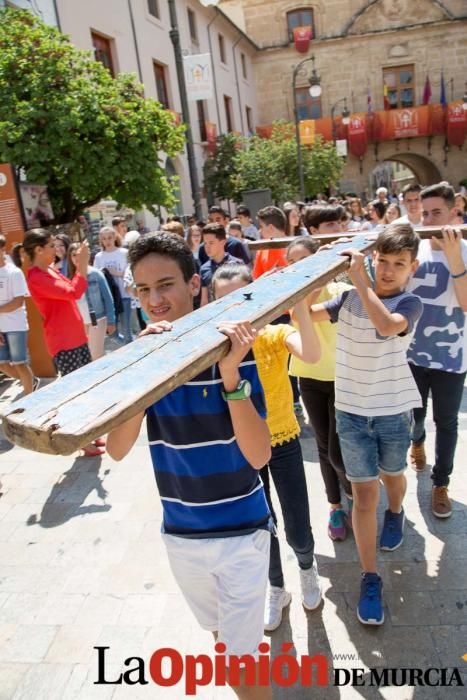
[375,224,419,261]
[402,183,421,198]
[203,223,226,240]
[286,236,320,260]
[212,263,252,294]
[303,205,341,231]
[420,183,455,208]
[128,233,195,282]
[208,205,228,218]
[256,206,286,232]
[112,216,126,227]
[0,234,6,248]
[236,205,251,217]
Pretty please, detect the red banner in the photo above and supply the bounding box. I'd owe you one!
[255,102,466,151]
[373,106,431,141]
[347,113,368,157]
[446,101,466,146]
[293,26,312,54]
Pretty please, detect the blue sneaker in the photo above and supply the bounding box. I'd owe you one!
[380,508,405,551]
[357,572,384,625]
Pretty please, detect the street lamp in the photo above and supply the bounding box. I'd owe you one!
[463,82,467,111]
[331,97,350,144]
[293,54,322,200]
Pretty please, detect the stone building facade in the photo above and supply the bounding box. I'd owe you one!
[221,0,467,197]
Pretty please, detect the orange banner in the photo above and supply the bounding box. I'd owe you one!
[299,120,315,145]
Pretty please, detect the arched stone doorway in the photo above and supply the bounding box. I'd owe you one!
[369,153,442,194]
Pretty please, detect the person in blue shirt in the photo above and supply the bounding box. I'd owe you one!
[106,233,273,699]
[199,223,242,305]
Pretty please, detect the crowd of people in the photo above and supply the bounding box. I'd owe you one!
[0,180,466,698]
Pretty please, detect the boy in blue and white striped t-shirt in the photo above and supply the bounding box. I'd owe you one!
[310,225,423,626]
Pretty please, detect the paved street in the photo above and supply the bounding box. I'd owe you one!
[0,376,466,699]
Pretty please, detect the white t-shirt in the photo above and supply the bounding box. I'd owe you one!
[324,289,423,416]
[93,248,130,299]
[0,262,29,332]
[407,239,467,373]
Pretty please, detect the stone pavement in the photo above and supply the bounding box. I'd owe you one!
[0,375,466,700]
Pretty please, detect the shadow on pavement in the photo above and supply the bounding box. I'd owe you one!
[26,455,111,527]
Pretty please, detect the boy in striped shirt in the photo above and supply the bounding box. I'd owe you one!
[107,233,272,699]
[310,225,423,625]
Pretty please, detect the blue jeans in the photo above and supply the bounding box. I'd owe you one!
[118,298,133,344]
[0,330,28,364]
[260,436,315,588]
[410,364,466,487]
[336,410,412,483]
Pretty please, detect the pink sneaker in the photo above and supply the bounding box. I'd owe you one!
[328,508,347,541]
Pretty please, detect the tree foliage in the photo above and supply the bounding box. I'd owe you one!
[0,8,186,222]
[203,121,344,204]
[202,133,239,202]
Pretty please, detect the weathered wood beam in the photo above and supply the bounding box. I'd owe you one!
[247,225,467,250]
[2,235,380,455]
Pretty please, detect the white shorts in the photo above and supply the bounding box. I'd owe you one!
[162,529,270,657]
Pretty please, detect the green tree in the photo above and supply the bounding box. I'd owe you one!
[0,8,185,222]
[202,133,241,202]
[230,121,343,203]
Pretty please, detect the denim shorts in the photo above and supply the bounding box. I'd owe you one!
[335,409,412,483]
[0,330,29,364]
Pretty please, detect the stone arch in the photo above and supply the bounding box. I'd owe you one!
[374,152,442,186]
[342,0,454,36]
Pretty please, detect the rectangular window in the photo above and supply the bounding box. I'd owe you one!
[241,53,247,80]
[287,9,314,42]
[218,34,226,64]
[383,64,415,109]
[197,100,207,142]
[224,95,233,132]
[245,106,253,133]
[187,8,198,44]
[91,32,115,77]
[154,62,170,109]
[147,0,159,18]
[295,87,322,120]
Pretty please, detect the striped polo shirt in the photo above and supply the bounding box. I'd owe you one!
[324,289,423,417]
[145,351,270,538]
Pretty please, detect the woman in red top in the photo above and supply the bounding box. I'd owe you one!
[22,228,103,456]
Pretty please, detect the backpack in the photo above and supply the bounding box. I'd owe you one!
[102,268,123,316]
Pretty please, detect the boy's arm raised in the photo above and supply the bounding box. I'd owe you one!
[218,321,271,470]
[286,297,321,364]
[343,249,409,336]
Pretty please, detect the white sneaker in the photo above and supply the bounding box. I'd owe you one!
[300,559,323,611]
[264,586,292,632]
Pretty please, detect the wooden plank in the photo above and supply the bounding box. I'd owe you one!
[0,235,387,455]
[247,225,467,250]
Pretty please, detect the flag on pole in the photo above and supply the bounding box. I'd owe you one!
[383,81,391,110]
[440,71,447,108]
[422,75,432,105]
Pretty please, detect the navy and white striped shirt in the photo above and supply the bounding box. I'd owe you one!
[324,289,423,417]
[146,351,270,538]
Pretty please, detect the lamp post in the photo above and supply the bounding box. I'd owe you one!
[463,81,467,111]
[293,54,321,200]
[331,97,350,145]
[168,0,203,219]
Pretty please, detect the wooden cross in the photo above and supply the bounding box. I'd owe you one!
[2,227,465,455]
